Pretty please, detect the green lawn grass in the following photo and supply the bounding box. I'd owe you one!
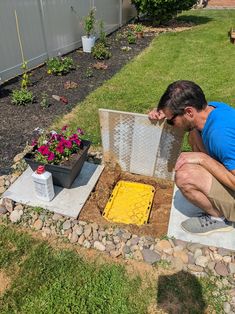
[1,10,233,314]
[53,9,235,152]
[0,225,153,314]
[0,224,229,313]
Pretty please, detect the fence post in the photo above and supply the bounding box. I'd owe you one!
[38,0,49,58]
[119,0,123,27]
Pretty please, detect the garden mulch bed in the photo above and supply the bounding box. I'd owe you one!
[0,20,193,176]
[0,26,154,175]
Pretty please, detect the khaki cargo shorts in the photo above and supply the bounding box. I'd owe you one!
[208,177,235,222]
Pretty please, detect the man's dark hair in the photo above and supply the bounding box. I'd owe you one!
[157,80,207,114]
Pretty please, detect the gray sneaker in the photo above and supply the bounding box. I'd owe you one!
[181,214,234,235]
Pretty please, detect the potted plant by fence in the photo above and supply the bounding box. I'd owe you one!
[135,24,144,39]
[24,126,91,188]
[82,7,96,53]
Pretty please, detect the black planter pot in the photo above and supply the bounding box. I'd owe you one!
[24,140,91,188]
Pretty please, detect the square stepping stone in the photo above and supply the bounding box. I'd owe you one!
[168,186,235,250]
[3,162,104,218]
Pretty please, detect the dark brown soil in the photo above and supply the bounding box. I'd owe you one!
[0,26,155,175]
[80,164,174,238]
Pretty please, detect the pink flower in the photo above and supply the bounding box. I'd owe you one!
[74,139,81,146]
[56,143,64,154]
[69,134,78,141]
[38,145,50,156]
[60,137,66,143]
[47,152,55,161]
[64,140,72,148]
[77,128,84,135]
[33,125,86,165]
[62,125,68,131]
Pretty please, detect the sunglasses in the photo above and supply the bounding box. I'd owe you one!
[166,113,178,125]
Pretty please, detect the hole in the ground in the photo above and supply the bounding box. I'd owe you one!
[79,163,174,238]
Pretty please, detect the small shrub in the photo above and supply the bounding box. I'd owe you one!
[83,7,96,37]
[91,43,111,60]
[127,31,136,44]
[99,20,107,45]
[46,56,74,75]
[135,23,144,32]
[85,67,93,78]
[40,92,49,109]
[131,0,197,24]
[11,88,34,106]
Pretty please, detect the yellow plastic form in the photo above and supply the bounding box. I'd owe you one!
[103,180,155,225]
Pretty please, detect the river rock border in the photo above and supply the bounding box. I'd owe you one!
[1,153,235,312]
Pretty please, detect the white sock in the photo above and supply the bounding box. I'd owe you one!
[210,215,225,222]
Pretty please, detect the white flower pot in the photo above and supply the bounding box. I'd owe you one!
[82,36,96,53]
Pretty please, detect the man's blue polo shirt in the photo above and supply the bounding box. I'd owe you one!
[201,101,235,171]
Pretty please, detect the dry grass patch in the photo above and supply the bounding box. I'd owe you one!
[0,270,11,295]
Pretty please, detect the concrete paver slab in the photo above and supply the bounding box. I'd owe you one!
[3,162,104,218]
[168,186,235,250]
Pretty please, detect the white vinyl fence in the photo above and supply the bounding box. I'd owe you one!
[0,0,136,83]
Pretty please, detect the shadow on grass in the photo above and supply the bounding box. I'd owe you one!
[177,14,213,26]
[157,271,206,314]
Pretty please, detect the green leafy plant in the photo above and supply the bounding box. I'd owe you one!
[46,56,74,75]
[127,31,136,44]
[99,20,107,45]
[83,7,96,37]
[11,88,34,106]
[21,61,30,89]
[91,43,112,60]
[11,60,34,106]
[32,206,44,214]
[135,23,144,32]
[131,0,197,24]
[40,92,49,109]
[85,67,93,78]
[154,259,171,269]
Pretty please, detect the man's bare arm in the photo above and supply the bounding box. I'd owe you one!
[188,129,207,153]
[176,152,235,191]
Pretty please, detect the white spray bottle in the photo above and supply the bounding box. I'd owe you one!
[32,165,55,201]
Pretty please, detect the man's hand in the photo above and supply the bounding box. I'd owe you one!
[148,109,165,121]
[175,152,206,171]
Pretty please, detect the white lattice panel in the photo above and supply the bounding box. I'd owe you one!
[99,109,184,181]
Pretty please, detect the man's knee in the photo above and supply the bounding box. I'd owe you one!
[175,164,195,191]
